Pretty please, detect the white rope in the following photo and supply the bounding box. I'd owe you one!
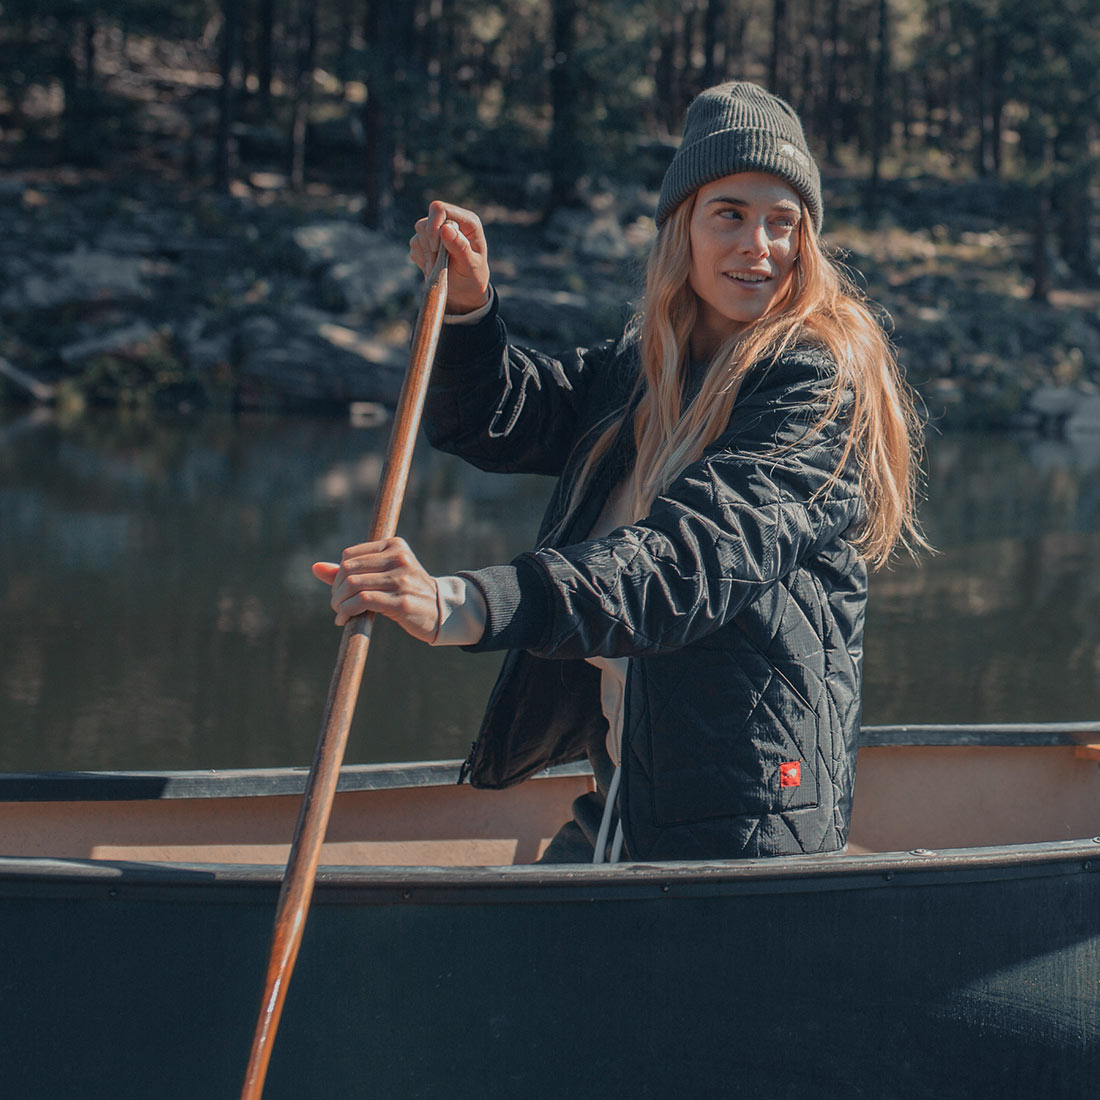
[609,818,625,863]
[592,764,622,864]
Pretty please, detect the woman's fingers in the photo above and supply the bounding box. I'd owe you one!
[311,561,339,585]
[312,538,440,641]
[409,200,491,314]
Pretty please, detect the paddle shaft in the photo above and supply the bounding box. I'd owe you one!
[240,248,449,1100]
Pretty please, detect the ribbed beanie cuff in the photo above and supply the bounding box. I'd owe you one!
[656,82,823,231]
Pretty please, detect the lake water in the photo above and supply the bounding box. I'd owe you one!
[1,407,1099,773]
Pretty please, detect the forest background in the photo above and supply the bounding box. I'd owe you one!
[0,0,1099,432]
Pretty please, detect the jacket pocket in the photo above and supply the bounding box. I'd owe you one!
[633,648,822,828]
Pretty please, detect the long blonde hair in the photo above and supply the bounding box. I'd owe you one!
[566,195,925,568]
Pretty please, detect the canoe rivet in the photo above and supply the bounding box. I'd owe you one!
[1085,862,1093,872]
[661,884,671,894]
[108,888,119,898]
[883,871,894,882]
[402,890,411,901]
[910,848,933,856]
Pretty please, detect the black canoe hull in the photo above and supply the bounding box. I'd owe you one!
[1,843,1098,1100]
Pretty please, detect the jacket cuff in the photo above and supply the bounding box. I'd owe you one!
[434,287,505,369]
[456,556,552,653]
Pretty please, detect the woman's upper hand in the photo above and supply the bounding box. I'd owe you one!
[311,537,440,642]
[410,200,491,315]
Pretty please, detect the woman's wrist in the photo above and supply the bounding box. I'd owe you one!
[444,287,495,325]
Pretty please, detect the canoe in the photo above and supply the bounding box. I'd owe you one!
[1,722,1098,1100]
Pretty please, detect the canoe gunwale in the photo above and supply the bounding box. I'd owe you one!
[0,722,1097,803]
[0,834,1097,902]
[0,759,591,802]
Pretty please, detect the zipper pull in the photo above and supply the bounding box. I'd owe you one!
[457,741,478,785]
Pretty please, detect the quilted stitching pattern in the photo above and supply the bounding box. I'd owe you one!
[425,314,867,859]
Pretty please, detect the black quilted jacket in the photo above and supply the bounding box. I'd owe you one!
[423,294,867,861]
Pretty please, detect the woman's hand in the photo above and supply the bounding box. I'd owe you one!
[409,200,491,315]
[312,537,440,642]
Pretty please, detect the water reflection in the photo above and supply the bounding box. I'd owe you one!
[1,410,1098,773]
[864,430,1100,725]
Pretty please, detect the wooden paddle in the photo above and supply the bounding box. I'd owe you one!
[239,247,450,1100]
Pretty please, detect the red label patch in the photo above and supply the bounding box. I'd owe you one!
[779,761,801,788]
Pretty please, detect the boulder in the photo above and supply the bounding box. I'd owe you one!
[1028,385,1078,422]
[234,305,405,407]
[177,315,234,374]
[0,247,160,312]
[292,221,420,313]
[1065,394,1100,435]
[544,207,633,262]
[60,321,159,365]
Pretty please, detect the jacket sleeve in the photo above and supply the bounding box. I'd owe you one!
[421,291,621,476]
[459,346,865,659]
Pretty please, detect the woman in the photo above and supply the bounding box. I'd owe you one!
[313,82,924,863]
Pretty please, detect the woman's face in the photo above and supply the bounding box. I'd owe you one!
[687,172,802,357]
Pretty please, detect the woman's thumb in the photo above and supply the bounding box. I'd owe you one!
[311,561,340,586]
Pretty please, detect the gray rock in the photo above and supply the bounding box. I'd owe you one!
[60,321,159,365]
[319,255,420,314]
[177,316,234,374]
[292,221,420,313]
[292,222,382,270]
[94,231,162,255]
[1029,385,1078,420]
[1066,394,1100,435]
[0,248,158,311]
[234,306,406,406]
[235,313,283,352]
[544,207,632,261]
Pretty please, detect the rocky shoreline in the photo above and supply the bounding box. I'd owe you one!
[1,170,1098,435]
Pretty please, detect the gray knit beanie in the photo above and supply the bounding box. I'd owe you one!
[655,81,823,231]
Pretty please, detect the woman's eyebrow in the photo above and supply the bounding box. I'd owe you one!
[704,195,801,214]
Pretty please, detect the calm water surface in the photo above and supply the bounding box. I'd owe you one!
[1,408,1098,773]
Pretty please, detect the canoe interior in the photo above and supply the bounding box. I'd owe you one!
[1,725,1099,866]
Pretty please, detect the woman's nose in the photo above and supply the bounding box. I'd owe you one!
[738,222,769,257]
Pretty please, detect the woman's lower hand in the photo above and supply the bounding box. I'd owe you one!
[312,537,440,642]
[409,200,491,315]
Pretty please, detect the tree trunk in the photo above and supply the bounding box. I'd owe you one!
[655,12,678,133]
[799,0,820,126]
[823,0,841,161]
[975,25,990,177]
[1031,183,1052,303]
[257,0,275,108]
[436,0,455,128]
[1053,118,1098,285]
[990,30,1006,176]
[363,0,398,229]
[702,0,724,89]
[769,0,788,99]
[216,0,242,192]
[547,0,583,214]
[866,0,889,220]
[289,0,319,191]
[58,19,90,162]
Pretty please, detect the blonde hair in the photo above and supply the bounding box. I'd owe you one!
[564,196,925,568]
